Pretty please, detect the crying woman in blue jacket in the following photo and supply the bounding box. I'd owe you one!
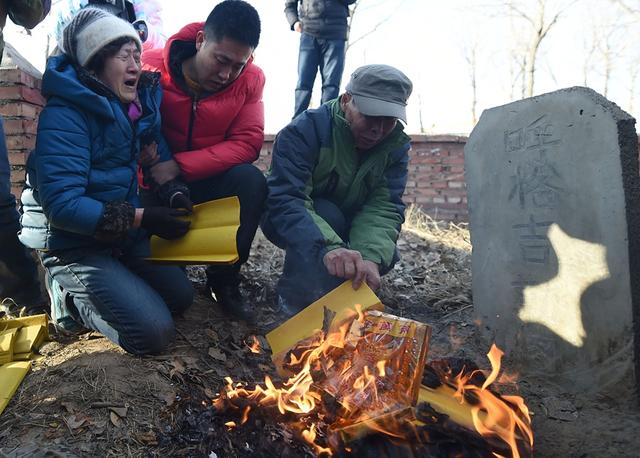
[19,8,194,355]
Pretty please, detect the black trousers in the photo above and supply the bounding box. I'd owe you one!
[142,163,267,285]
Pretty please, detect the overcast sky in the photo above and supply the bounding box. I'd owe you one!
[4,0,638,136]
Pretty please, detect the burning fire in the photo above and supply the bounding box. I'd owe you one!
[448,344,534,458]
[214,311,533,456]
[246,335,261,354]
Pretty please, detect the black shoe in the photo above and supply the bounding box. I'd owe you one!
[0,277,49,316]
[208,282,255,324]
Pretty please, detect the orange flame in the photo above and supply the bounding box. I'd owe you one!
[246,335,261,354]
[451,344,534,457]
[302,424,333,456]
[215,316,402,452]
[216,310,532,457]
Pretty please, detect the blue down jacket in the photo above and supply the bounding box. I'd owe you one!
[19,54,172,251]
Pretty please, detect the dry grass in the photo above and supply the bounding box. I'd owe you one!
[402,205,471,252]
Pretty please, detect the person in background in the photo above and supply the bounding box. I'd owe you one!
[262,64,413,316]
[141,0,266,325]
[285,0,356,119]
[0,0,51,314]
[19,8,193,354]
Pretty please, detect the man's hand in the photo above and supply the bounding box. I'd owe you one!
[150,159,181,186]
[323,248,381,290]
[355,260,381,291]
[294,21,303,33]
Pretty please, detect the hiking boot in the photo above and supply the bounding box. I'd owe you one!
[208,281,255,324]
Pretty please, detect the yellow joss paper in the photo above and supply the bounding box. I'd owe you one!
[266,280,384,373]
[0,361,31,415]
[148,196,240,264]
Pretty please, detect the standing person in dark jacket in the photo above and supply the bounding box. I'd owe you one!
[141,0,266,325]
[0,0,51,313]
[20,8,194,354]
[285,0,356,119]
[262,65,413,316]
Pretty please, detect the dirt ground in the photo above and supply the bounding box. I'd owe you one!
[1,211,639,457]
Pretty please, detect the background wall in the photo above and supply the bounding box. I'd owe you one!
[256,134,468,221]
[3,67,469,222]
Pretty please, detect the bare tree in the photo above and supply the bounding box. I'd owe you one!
[610,0,640,15]
[582,30,598,86]
[598,28,623,97]
[417,93,426,134]
[346,0,408,54]
[628,64,640,112]
[463,42,479,126]
[500,0,574,98]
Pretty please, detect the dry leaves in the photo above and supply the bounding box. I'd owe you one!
[208,347,227,362]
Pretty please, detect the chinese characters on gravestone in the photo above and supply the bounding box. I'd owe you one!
[505,115,562,293]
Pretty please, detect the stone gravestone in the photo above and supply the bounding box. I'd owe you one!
[465,87,640,396]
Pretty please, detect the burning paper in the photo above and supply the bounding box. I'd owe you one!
[213,282,533,456]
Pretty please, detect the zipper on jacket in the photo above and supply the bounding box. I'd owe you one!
[186,97,197,151]
[117,102,140,198]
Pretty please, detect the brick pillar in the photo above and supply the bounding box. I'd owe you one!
[0,67,45,201]
[404,135,468,222]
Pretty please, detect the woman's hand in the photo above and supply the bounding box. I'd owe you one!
[140,141,159,167]
[150,159,181,186]
[140,207,191,240]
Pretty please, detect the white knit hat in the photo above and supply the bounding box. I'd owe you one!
[63,8,142,67]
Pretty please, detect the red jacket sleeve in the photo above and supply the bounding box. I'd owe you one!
[173,69,266,182]
[141,48,164,72]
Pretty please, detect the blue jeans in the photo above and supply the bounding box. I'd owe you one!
[262,198,349,309]
[0,117,39,297]
[40,245,194,355]
[294,32,346,119]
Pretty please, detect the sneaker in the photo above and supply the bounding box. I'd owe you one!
[44,272,86,334]
[208,282,255,324]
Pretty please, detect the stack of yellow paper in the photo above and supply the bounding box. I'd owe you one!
[266,281,384,374]
[148,196,240,264]
[0,314,49,416]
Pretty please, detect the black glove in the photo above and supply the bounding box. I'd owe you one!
[141,207,191,240]
[169,192,193,212]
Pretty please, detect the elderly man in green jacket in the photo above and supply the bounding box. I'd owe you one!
[262,64,413,316]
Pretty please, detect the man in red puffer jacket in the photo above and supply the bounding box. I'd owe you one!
[141,0,266,324]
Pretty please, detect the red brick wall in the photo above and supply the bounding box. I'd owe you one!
[1,67,45,198]
[3,68,469,222]
[257,134,469,222]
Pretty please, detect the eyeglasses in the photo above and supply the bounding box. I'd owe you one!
[115,51,141,67]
